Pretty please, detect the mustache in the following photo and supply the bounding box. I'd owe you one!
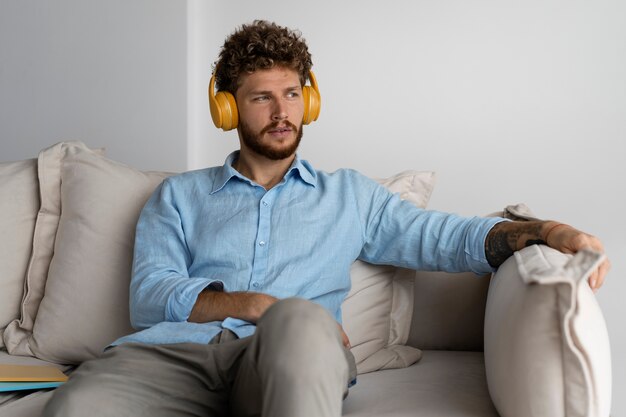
[261,121,298,135]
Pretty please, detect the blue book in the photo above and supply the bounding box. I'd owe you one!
[0,364,68,392]
[0,381,65,392]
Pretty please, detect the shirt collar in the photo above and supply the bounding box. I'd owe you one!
[210,151,317,194]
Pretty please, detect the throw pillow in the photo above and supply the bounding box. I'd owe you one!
[0,159,39,349]
[5,142,171,363]
[484,244,611,417]
[3,144,105,355]
[342,170,436,374]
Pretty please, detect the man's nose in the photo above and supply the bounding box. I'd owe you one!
[271,100,288,121]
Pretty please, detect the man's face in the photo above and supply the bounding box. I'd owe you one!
[235,67,305,161]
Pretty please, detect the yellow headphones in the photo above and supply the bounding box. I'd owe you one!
[208,70,321,131]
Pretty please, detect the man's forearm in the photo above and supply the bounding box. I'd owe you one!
[188,290,352,348]
[187,290,278,324]
[485,220,556,267]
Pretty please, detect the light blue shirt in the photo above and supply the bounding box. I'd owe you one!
[112,152,503,346]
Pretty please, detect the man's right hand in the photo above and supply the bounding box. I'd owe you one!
[338,323,351,349]
[188,290,278,324]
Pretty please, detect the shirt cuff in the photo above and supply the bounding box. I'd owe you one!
[165,278,225,322]
[464,217,511,274]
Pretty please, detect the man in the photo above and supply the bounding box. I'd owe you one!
[44,20,609,417]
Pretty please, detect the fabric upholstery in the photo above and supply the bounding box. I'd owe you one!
[1,351,498,417]
[484,244,611,417]
[3,144,100,355]
[4,142,171,363]
[343,351,499,416]
[0,159,39,349]
[407,271,490,351]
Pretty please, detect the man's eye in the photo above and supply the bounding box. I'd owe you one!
[254,96,269,102]
[287,92,299,98]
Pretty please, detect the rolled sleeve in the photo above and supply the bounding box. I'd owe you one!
[165,278,225,322]
[463,217,510,274]
[130,179,227,329]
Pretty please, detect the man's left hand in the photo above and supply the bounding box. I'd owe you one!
[486,220,611,292]
[543,222,611,292]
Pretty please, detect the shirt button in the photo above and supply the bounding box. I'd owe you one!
[259,241,266,246]
[262,201,269,207]
[252,282,260,288]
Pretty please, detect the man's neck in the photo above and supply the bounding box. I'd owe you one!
[233,149,296,190]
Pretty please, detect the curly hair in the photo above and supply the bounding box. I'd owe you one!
[214,20,313,94]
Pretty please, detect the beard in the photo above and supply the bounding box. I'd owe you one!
[239,119,303,161]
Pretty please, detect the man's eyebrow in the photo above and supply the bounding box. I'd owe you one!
[248,86,301,95]
[249,89,272,95]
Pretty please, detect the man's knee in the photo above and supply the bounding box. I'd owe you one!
[255,298,346,371]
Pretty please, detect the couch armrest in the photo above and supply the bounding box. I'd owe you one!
[484,245,611,417]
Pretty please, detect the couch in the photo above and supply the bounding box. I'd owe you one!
[0,141,612,417]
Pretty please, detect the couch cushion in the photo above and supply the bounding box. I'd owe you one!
[3,144,100,355]
[0,159,39,349]
[407,271,490,351]
[343,350,498,416]
[4,142,171,363]
[484,244,611,417]
[343,171,436,374]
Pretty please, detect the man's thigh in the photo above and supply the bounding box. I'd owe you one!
[231,298,356,417]
[43,340,249,417]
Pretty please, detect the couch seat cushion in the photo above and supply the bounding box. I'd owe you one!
[0,351,497,417]
[343,350,498,417]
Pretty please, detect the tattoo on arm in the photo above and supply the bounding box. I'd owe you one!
[485,221,546,267]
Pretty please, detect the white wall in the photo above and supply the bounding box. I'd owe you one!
[190,1,626,414]
[1,0,624,414]
[0,0,188,172]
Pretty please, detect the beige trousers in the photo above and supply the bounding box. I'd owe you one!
[42,298,356,417]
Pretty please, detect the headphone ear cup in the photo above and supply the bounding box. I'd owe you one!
[209,73,239,131]
[302,71,321,125]
[302,86,321,125]
[302,86,311,125]
[214,91,238,131]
